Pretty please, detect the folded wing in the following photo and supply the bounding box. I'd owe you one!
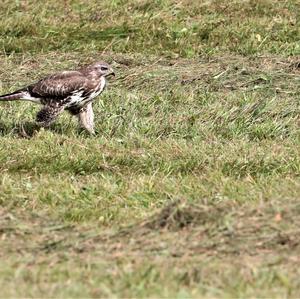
[29,71,88,98]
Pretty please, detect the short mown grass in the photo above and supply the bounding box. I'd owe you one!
[0,0,300,298]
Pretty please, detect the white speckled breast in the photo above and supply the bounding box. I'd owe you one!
[90,77,106,99]
[67,77,106,108]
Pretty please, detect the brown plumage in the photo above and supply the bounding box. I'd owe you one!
[0,61,115,134]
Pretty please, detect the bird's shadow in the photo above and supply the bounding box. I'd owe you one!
[0,120,94,139]
[0,120,39,138]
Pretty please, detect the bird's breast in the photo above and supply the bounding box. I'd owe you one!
[89,77,106,98]
[66,77,106,108]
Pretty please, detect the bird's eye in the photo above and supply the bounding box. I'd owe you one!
[100,66,108,71]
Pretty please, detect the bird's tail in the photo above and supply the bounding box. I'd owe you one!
[0,91,23,101]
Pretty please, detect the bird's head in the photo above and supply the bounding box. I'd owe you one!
[84,61,115,79]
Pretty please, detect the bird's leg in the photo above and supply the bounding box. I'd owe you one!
[77,102,95,134]
[36,104,65,127]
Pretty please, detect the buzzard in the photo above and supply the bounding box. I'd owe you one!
[0,61,115,134]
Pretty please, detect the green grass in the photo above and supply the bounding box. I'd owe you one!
[0,0,300,298]
[0,0,299,56]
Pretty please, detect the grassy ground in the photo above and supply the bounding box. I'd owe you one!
[0,0,300,298]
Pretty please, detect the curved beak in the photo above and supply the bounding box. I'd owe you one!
[107,68,115,78]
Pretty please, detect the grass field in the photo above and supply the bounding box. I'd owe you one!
[0,0,299,297]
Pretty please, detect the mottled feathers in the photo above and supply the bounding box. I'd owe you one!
[0,61,115,134]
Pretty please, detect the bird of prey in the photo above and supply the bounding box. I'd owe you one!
[0,61,115,134]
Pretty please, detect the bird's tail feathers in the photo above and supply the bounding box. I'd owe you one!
[0,91,23,101]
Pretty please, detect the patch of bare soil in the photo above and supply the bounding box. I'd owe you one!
[95,199,300,261]
[1,53,299,95]
[7,201,297,248]
[1,198,300,269]
[112,54,300,94]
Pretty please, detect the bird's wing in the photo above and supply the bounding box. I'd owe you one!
[29,71,88,98]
